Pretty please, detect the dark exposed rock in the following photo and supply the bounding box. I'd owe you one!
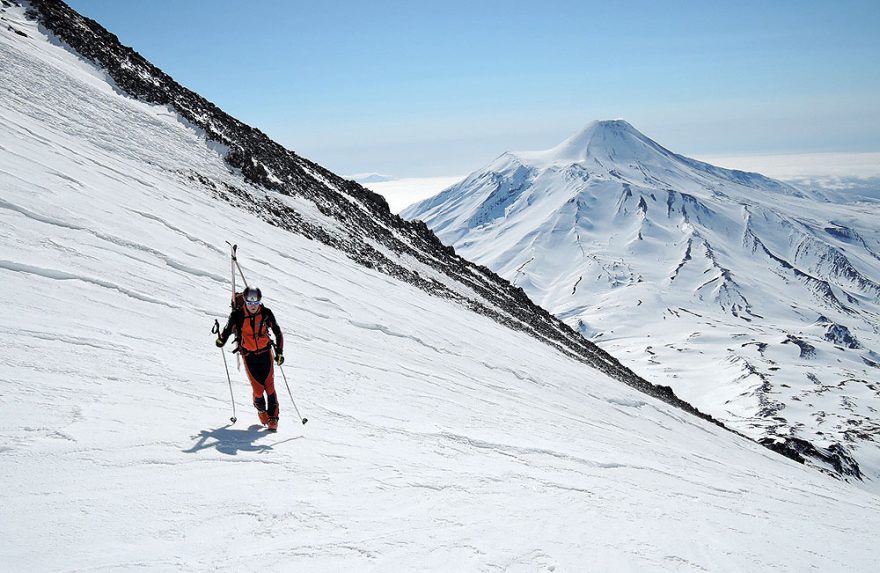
[669,237,693,281]
[782,335,817,359]
[823,323,860,349]
[824,224,860,243]
[760,436,861,479]
[741,341,768,355]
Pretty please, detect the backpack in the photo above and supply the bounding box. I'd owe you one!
[232,291,245,311]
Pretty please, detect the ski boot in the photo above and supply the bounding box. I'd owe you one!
[257,409,269,426]
[267,417,279,432]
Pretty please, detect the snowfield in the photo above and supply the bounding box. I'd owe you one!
[1,3,879,571]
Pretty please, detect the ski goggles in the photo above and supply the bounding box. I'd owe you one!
[244,298,262,306]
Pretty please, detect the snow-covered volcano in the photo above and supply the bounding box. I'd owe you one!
[404,120,880,486]
[3,1,880,569]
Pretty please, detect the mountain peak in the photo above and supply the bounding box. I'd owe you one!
[517,119,672,167]
[575,118,639,137]
[550,119,642,158]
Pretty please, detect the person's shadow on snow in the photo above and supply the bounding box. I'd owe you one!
[184,424,297,455]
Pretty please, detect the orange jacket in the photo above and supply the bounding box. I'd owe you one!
[219,305,283,355]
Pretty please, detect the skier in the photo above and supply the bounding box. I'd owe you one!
[215,286,285,431]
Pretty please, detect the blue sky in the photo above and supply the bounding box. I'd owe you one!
[66,0,880,177]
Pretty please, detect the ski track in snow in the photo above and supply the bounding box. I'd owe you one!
[2,6,880,572]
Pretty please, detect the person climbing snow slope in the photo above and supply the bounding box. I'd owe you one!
[215,286,285,431]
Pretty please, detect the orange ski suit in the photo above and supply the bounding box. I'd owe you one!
[219,304,284,417]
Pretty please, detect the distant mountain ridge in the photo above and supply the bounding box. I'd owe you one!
[349,173,395,184]
[404,120,880,485]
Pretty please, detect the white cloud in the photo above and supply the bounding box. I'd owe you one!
[693,151,880,180]
[366,175,464,213]
[694,152,880,202]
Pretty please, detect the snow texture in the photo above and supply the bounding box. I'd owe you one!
[2,2,880,571]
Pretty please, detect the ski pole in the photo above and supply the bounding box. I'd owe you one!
[278,363,308,425]
[213,320,237,424]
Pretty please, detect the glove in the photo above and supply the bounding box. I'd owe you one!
[275,353,285,366]
[215,337,224,347]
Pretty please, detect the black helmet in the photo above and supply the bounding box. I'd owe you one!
[243,286,262,305]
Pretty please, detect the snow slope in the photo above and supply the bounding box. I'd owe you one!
[403,120,880,487]
[2,3,879,571]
